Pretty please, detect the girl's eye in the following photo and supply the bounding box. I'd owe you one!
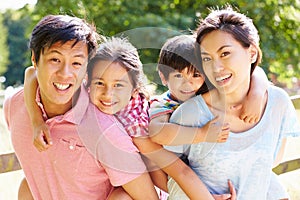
[95,81,104,86]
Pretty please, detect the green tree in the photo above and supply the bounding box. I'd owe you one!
[2,7,32,87]
[0,13,8,76]
[4,0,299,90]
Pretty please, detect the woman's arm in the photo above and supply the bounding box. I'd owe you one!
[24,66,52,151]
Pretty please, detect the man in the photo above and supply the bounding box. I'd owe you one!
[4,15,158,199]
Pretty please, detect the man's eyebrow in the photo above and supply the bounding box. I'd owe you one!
[45,50,86,58]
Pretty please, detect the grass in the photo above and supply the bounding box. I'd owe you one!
[0,109,299,199]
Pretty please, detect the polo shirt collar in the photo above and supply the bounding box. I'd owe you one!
[35,84,89,125]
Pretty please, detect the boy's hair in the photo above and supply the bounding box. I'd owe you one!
[87,37,149,98]
[158,35,203,79]
[29,15,100,63]
[196,6,262,75]
[158,34,209,94]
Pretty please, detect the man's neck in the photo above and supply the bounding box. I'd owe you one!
[42,89,81,118]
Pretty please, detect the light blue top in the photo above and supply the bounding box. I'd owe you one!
[168,86,300,199]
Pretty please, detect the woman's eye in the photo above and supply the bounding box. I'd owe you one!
[221,51,230,57]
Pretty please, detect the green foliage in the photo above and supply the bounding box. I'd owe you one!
[1,0,299,91]
[2,7,32,87]
[0,14,8,76]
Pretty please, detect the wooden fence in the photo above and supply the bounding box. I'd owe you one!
[1,96,300,175]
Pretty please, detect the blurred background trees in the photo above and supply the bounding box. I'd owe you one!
[0,0,299,94]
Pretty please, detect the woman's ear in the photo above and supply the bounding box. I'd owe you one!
[249,46,258,63]
[158,71,168,86]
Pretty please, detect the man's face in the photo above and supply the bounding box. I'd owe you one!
[33,40,88,116]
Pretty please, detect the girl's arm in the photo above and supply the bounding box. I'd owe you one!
[238,66,269,123]
[133,137,216,200]
[149,114,229,145]
[24,66,52,151]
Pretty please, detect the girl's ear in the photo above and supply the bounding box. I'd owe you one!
[158,71,167,86]
[249,45,258,63]
[131,88,139,98]
[31,51,37,68]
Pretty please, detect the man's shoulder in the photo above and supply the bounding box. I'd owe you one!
[3,87,24,107]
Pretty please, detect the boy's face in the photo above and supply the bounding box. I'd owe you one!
[89,61,135,115]
[162,67,205,102]
[33,40,88,116]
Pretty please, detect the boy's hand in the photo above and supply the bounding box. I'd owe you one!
[203,116,230,143]
[33,123,52,152]
[231,93,263,124]
[212,180,236,200]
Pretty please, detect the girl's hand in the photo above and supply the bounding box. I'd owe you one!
[33,122,52,152]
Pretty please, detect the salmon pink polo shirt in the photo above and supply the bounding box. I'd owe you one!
[4,85,146,200]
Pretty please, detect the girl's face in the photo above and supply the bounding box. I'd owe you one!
[200,30,256,95]
[160,67,205,102]
[89,61,135,114]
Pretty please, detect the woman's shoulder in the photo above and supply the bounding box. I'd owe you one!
[268,85,290,101]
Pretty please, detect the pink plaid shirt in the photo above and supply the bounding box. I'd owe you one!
[115,93,149,137]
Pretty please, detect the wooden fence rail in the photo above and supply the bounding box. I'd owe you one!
[1,95,300,174]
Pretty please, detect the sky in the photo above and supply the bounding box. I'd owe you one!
[0,0,37,11]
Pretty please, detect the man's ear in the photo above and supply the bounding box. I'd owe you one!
[158,71,168,86]
[31,51,37,68]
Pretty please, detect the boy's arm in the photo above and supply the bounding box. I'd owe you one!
[238,66,269,123]
[24,66,52,151]
[149,115,229,145]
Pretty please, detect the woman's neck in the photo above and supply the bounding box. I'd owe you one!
[205,82,250,112]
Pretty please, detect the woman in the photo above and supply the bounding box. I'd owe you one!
[167,6,300,200]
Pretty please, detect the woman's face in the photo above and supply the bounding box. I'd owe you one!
[200,30,256,95]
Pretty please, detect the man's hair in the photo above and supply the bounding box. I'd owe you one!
[29,15,100,63]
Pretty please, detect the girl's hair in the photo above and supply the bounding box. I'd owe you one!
[86,37,149,98]
[158,34,209,94]
[29,15,100,63]
[195,6,262,75]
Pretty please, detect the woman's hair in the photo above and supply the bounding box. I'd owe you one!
[86,37,149,98]
[195,6,262,74]
[158,34,209,94]
[29,15,100,63]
